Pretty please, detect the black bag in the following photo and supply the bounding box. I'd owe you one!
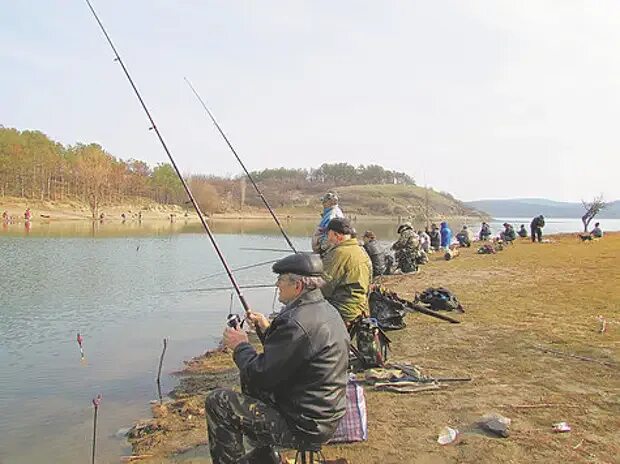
[350,318,391,369]
[417,287,464,312]
[369,289,407,330]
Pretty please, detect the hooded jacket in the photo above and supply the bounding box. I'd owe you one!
[440,222,452,248]
[321,238,373,322]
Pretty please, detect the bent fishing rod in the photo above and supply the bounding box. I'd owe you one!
[84,0,251,319]
[184,77,297,253]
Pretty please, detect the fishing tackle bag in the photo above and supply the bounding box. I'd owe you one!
[416,287,463,312]
[350,317,391,369]
[369,288,407,330]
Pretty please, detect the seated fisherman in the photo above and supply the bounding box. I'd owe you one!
[479,222,492,240]
[517,224,528,238]
[456,225,472,247]
[362,230,386,277]
[207,253,349,464]
[428,224,441,250]
[392,222,420,273]
[321,218,373,325]
[591,222,603,238]
[500,223,517,243]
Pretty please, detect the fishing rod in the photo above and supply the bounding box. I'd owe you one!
[240,247,296,253]
[84,0,251,319]
[190,258,279,285]
[184,77,297,253]
[166,283,276,294]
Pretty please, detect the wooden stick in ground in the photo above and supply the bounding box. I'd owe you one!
[91,394,102,464]
[156,338,168,405]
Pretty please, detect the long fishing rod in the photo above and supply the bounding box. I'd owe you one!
[84,0,251,316]
[190,258,279,285]
[184,77,297,253]
[166,283,275,294]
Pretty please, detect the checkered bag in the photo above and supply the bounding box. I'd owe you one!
[328,380,368,443]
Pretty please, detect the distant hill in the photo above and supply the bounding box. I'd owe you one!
[465,198,620,219]
[250,183,485,219]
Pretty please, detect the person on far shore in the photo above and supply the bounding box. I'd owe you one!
[590,222,603,238]
[530,215,545,243]
[2,211,8,222]
[24,208,32,221]
[518,224,528,238]
[440,222,452,250]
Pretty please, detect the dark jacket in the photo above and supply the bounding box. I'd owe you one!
[233,289,349,443]
[363,239,386,277]
[531,216,545,229]
[428,229,440,248]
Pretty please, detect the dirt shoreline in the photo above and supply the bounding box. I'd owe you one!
[124,232,619,464]
[0,196,481,223]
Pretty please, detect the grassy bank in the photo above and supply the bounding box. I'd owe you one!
[129,233,619,463]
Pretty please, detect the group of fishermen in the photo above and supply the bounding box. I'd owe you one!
[209,192,459,463]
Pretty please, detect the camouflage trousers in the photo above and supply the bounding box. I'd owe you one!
[205,388,300,464]
[395,248,417,273]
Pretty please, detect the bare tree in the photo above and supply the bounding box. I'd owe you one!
[581,195,606,232]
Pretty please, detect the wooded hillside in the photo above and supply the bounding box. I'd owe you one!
[0,126,482,219]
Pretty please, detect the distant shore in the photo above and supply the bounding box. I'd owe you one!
[0,197,482,224]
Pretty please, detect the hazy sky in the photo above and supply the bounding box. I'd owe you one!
[1,1,619,202]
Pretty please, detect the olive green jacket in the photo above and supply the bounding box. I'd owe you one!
[321,238,373,322]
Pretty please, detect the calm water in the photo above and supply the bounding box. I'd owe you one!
[1,216,618,463]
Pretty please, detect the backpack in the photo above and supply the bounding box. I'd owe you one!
[416,287,464,312]
[369,288,407,330]
[350,318,391,369]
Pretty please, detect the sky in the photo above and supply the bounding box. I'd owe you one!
[1,0,619,202]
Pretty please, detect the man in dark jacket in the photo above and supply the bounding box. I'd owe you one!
[362,230,386,277]
[206,253,349,464]
[428,224,441,250]
[530,215,545,243]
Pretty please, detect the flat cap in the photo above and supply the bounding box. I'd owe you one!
[272,253,323,276]
[326,217,355,235]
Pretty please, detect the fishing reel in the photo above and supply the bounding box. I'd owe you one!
[227,313,244,329]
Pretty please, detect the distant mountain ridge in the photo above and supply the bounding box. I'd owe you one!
[465,198,620,219]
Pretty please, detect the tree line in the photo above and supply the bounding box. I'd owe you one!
[0,126,415,217]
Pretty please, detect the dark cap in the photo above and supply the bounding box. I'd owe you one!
[326,217,355,235]
[272,253,323,277]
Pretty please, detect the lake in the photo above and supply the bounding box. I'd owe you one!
[1,216,618,463]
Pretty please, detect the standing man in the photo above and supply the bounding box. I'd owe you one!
[207,253,349,464]
[321,218,373,324]
[311,192,345,255]
[530,215,545,243]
